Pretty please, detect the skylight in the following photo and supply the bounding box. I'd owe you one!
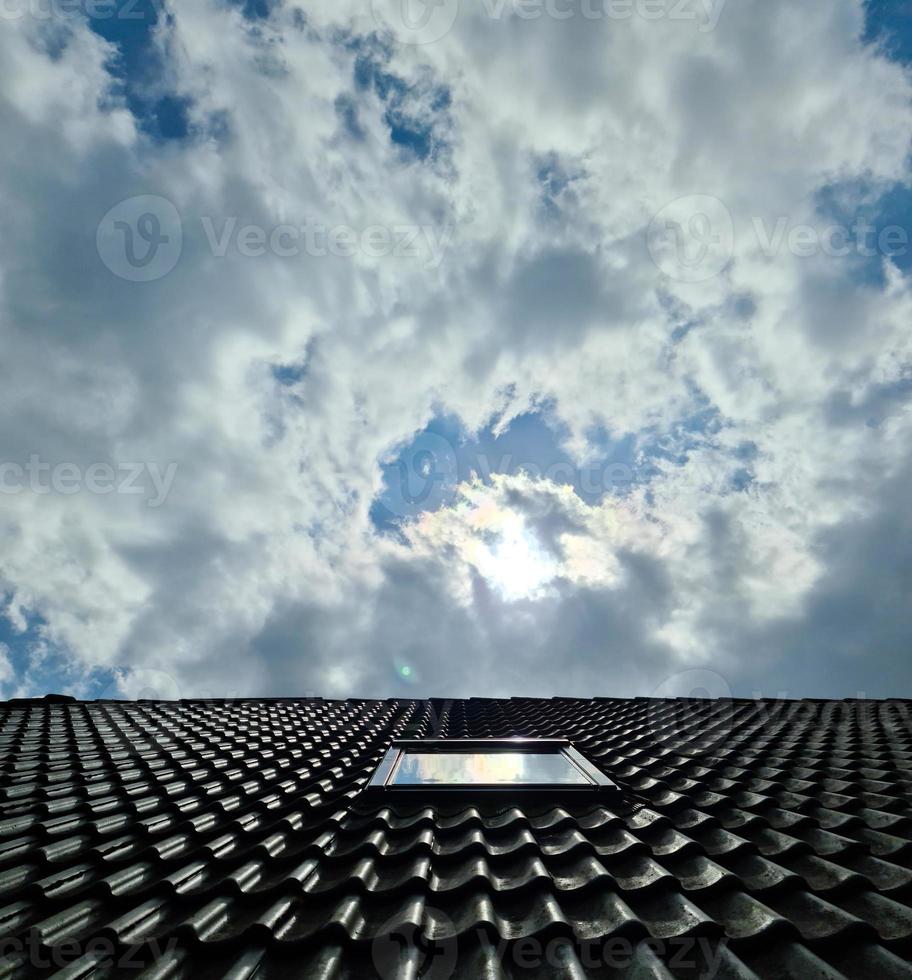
[366,739,616,796]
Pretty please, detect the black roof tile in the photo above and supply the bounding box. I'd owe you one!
[0,696,910,977]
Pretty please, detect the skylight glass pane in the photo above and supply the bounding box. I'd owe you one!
[390,751,589,786]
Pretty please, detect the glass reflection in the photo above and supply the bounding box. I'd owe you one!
[391,751,589,785]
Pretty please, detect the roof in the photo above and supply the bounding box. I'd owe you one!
[0,695,911,978]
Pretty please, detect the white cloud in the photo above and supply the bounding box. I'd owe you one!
[0,0,910,699]
[0,643,14,696]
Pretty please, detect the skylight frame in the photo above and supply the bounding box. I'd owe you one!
[366,738,617,797]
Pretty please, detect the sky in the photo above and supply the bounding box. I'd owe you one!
[1,0,911,702]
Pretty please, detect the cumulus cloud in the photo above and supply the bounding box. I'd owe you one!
[0,0,910,699]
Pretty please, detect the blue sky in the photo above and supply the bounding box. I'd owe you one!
[2,0,912,702]
[88,0,190,141]
[865,0,912,61]
[0,607,118,698]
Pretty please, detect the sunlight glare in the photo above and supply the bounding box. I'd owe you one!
[470,513,557,601]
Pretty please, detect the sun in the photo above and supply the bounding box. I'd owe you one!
[470,512,557,601]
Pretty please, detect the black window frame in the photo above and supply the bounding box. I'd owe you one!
[365,738,618,799]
